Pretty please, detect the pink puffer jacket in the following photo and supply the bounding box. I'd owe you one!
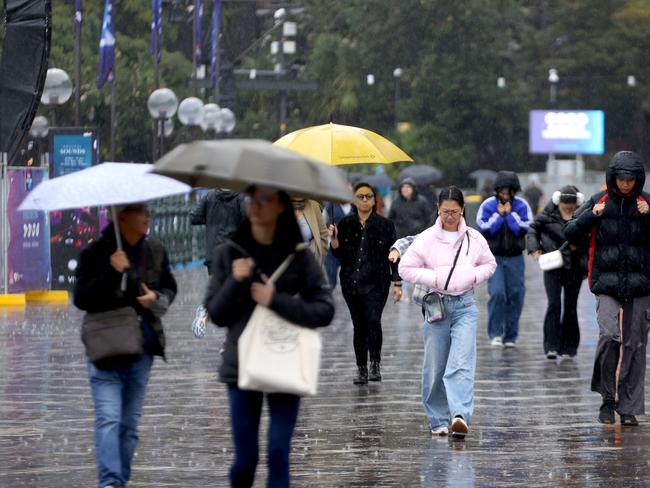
[398,218,496,296]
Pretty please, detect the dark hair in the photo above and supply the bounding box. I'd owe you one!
[438,185,465,208]
[242,186,303,257]
[353,182,378,213]
[558,185,578,204]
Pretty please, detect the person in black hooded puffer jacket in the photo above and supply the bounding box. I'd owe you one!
[565,151,650,427]
[388,177,433,239]
[527,185,589,359]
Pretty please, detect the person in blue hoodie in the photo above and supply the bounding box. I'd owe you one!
[477,171,533,347]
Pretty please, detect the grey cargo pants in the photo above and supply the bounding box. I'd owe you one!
[591,295,650,415]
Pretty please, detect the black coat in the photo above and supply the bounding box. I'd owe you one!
[526,202,588,275]
[205,224,334,384]
[190,189,246,274]
[74,224,177,361]
[388,180,432,238]
[332,212,400,295]
[565,151,650,299]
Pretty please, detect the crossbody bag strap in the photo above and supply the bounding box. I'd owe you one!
[444,231,468,291]
[268,254,296,284]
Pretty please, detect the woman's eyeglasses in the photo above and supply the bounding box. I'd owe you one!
[355,193,375,201]
[439,209,462,217]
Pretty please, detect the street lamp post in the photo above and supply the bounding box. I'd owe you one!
[147,88,179,161]
[29,116,49,166]
[200,104,236,139]
[548,68,559,105]
[41,68,73,128]
[393,67,403,131]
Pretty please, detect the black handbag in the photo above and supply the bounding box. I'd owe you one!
[422,232,468,323]
[81,307,144,364]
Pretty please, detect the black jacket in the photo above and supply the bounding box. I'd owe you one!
[205,223,334,384]
[565,151,650,299]
[74,224,177,364]
[526,201,588,275]
[190,189,246,273]
[388,178,433,238]
[332,212,400,295]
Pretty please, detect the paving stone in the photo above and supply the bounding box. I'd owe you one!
[1,259,649,487]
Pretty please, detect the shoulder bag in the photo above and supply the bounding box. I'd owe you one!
[81,307,144,364]
[422,232,467,323]
[237,253,322,396]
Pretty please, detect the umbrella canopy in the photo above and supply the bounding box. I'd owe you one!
[398,164,442,186]
[18,162,191,212]
[153,139,354,204]
[273,122,413,165]
[469,169,498,181]
[361,173,394,188]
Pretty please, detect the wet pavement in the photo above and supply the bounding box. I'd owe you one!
[2,258,650,487]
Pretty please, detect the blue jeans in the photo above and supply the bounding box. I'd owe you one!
[87,354,154,488]
[487,254,525,343]
[324,251,340,289]
[227,385,301,488]
[422,292,478,430]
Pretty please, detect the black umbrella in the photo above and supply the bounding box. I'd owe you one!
[469,169,498,181]
[361,173,394,188]
[398,164,442,185]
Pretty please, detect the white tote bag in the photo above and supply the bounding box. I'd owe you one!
[237,254,322,396]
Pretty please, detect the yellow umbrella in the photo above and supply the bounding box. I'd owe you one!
[273,122,413,165]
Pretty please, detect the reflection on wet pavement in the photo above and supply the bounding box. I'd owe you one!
[1,259,649,487]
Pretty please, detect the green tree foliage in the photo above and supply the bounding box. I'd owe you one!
[41,0,650,179]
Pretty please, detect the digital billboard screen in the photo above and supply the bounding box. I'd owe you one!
[529,110,604,155]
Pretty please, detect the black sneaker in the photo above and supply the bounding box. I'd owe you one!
[598,403,615,424]
[353,366,368,385]
[620,414,639,426]
[369,361,382,381]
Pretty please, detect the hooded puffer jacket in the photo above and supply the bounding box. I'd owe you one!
[565,151,650,299]
[476,171,533,256]
[388,177,433,238]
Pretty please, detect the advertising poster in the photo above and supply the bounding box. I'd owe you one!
[7,168,51,293]
[49,129,100,290]
[529,110,605,155]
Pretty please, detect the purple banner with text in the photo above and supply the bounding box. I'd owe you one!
[7,169,51,292]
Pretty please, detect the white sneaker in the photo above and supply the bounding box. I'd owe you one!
[490,336,503,347]
[503,341,516,348]
[450,416,469,439]
[430,425,449,436]
[546,350,558,359]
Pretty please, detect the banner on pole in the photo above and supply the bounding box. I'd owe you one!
[7,168,51,293]
[49,128,100,290]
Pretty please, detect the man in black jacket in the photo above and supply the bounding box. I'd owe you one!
[565,151,650,426]
[74,203,177,488]
[190,189,245,334]
[190,188,246,274]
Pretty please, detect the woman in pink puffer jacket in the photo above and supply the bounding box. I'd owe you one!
[398,186,496,439]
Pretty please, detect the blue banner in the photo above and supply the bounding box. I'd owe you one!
[75,0,83,26]
[194,0,203,65]
[97,0,115,89]
[210,0,221,88]
[150,0,163,63]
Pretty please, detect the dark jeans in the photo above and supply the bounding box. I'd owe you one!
[343,288,389,366]
[542,267,583,355]
[227,385,301,488]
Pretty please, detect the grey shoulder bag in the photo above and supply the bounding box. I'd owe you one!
[81,307,144,364]
[422,232,468,323]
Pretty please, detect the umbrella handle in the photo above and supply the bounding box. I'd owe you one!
[111,205,127,292]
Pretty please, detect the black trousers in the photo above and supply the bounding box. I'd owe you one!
[343,287,389,366]
[542,267,583,355]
